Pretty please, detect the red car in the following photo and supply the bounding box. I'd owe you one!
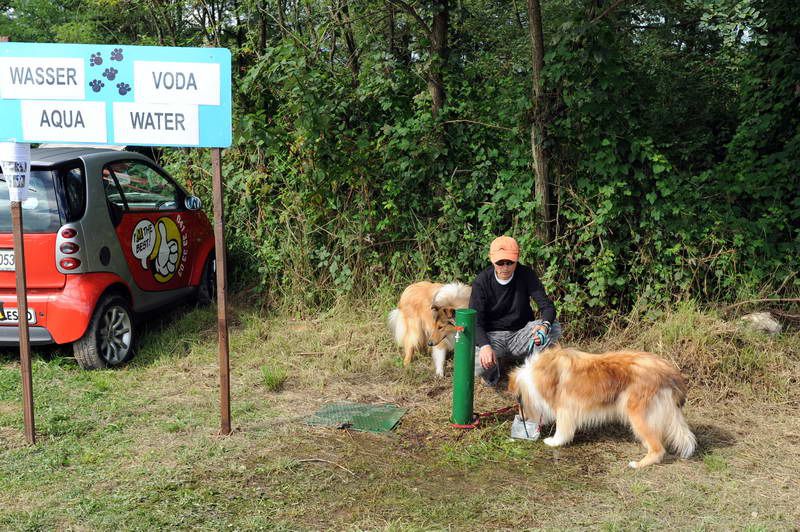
[0,147,215,369]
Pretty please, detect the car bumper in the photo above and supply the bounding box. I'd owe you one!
[0,326,54,345]
[0,273,129,345]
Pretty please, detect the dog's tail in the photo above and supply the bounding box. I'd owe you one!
[432,282,472,309]
[388,308,405,347]
[652,387,696,459]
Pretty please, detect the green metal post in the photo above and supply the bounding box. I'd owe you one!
[451,308,476,425]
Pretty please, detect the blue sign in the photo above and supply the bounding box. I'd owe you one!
[0,42,231,148]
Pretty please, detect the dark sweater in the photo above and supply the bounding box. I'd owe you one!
[469,263,556,347]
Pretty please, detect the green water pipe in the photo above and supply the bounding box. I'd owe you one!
[451,308,476,426]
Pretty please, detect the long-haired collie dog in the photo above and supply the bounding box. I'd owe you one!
[388,281,471,377]
[509,346,696,468]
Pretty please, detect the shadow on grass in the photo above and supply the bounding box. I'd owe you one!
[542,421,736,469]
[0,344,71,365]
[537,420,736,451]
[568,422,634,445]
[692,423,737,454]
[130,301,217,368]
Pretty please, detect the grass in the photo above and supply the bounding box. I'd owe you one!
[603,300,800,398]
[0,299,798,530]
[260,364,288,391]
[702,451,729,473]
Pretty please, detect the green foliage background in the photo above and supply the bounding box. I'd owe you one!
[2,0,798,326]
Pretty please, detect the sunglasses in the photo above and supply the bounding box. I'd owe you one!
[494,260,516,267]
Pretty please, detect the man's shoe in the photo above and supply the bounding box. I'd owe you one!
[480,364,500,388]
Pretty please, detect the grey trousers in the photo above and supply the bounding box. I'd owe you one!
[475,319,562,386]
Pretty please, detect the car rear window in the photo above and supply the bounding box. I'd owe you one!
[59,166,86,222]
[0,168,62,233]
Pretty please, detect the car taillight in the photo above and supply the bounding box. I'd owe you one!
[59,258,81,270]
[56,225,83,273]
[60,242,79,254]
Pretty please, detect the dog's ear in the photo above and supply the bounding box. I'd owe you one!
[443,307,456,325]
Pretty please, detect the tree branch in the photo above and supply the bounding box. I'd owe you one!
[723,298,800,310]
[511,0,525,30]
[442,119,515,131]
[386,0,431,35]
[297,458,355,476]
[591,0,627,24]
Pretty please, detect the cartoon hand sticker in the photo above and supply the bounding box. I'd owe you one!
[154,220,179,277]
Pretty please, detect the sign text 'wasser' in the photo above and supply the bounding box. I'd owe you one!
[0,43,231,148]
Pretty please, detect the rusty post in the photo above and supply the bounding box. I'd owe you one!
[1,35,35,445]
[11,201,35,444]
[211,148,231,435]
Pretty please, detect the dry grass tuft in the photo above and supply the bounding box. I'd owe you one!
[590,300,800,400]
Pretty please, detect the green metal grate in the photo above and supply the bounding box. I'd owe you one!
[306,402,406,433]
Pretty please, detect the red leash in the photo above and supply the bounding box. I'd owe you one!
[451,405,517,429]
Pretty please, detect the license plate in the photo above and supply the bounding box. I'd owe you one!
[0,307,37,324]
[0,250,14,271]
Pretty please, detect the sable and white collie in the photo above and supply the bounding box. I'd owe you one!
[509,346,696,468]
[388,281,472,377]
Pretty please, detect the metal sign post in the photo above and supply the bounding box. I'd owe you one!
[212,148,231,435]
[10,188,34,444]
[0,36,35,445]
[0,40,232,438]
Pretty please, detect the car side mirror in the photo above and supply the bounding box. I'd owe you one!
[184,196,202,211]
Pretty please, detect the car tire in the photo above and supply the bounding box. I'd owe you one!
[196,253,216,305]
[73,294,135,370]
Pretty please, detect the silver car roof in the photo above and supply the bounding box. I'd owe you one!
[30,147,151,167]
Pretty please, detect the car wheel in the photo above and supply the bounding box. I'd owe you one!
[73,294,135,370]
[197,253,216,305]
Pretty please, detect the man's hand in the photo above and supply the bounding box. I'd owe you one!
[532,324,549,345]
[479,345,495,369]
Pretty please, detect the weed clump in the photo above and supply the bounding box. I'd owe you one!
[261,365,288,392]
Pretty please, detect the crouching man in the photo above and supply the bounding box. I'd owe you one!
[470,235,561,387]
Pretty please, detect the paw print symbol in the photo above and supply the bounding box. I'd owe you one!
[89,79,105,93]
[116,82,131,96]
[102,67,118,81]
[89,52,103,66]
[110,48,124,61]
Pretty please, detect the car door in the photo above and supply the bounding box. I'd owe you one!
[102,159,198,292]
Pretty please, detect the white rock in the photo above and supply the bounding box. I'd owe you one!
[740,312,782,335]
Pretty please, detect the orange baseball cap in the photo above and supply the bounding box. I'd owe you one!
[489,235,519,263]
